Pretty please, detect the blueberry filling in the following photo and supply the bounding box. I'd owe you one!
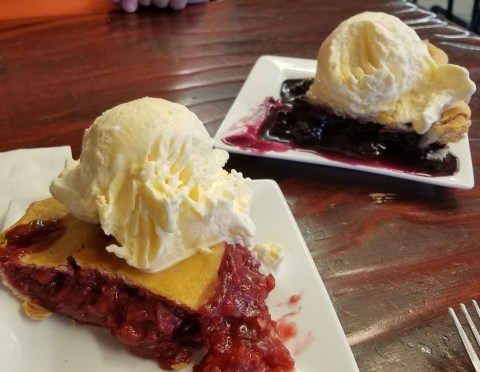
[224,79,459,177]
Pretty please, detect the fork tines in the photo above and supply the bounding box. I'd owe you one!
[449,300,480,371]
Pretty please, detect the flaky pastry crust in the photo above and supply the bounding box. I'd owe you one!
[422,41,472,146]
[0,198,224,318]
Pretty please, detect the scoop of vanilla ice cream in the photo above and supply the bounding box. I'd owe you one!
[306,12,476,134]
[50,97,255,272]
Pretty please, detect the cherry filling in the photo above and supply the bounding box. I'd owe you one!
[224,79,459,177]
[197,244,294,372]
[0,223,198,369]
[3,219,65,259]
[0,220,294,371]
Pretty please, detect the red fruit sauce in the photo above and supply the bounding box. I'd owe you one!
[289,293,303,304]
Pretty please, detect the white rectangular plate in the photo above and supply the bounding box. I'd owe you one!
[0,179,358,372]
[213,56,474,189]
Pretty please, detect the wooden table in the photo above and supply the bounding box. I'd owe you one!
[1,0,479,370]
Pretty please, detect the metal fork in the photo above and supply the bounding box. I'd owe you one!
[449,301,480,371]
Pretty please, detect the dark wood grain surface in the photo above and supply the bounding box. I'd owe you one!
[1,0,480,370]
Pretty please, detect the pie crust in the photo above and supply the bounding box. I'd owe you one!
[422,42,472,146]
[1,198,224,313]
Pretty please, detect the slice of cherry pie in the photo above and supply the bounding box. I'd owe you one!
[0,198,294,371]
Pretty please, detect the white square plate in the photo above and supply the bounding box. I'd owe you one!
[213,56,474,189]
[0,179,359,372]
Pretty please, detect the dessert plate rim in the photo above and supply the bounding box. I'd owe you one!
[213,55,474,189]
[0,179,359,372]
